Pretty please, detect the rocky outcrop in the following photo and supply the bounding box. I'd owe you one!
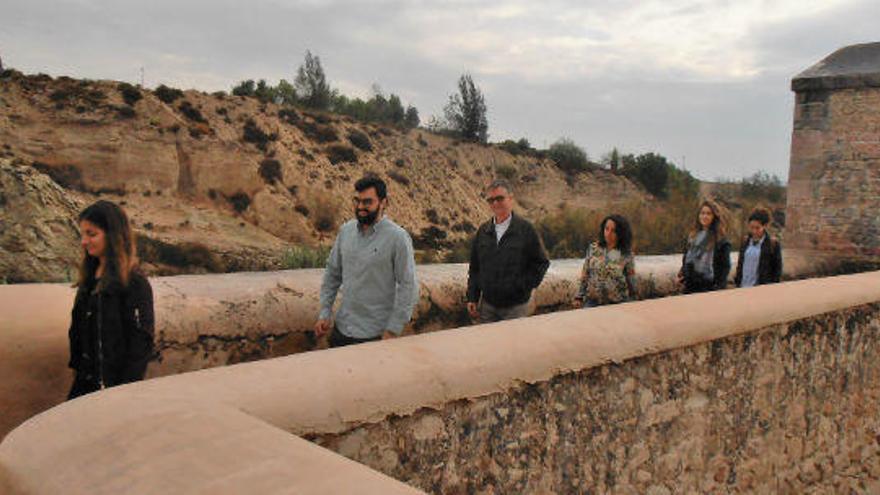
[0,158,82,283]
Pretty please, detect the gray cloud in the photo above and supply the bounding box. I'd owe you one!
[2,0,878,180]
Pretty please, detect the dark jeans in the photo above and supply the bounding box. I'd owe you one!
[68,372,100,400]
[478,299,530,324]
[329,325,380,348]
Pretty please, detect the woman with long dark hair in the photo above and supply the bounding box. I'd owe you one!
[677,199,731,294]
[67,200,154,399]
[573,214,636,308]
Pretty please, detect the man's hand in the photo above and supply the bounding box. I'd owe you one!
[314,318,331,337]
[572,297,583,309]
[381,330,397,340]
[466,302,479,320]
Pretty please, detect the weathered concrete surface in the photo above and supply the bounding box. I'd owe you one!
[1,271,879,493]
[787,42,880,258]
[792,42,880,91]
[0,252,838,440]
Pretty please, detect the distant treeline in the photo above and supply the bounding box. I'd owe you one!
[230,51,420,129]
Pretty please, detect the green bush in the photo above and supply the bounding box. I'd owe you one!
[347,130,373,151]
[498,138,532,156]
[228,192,251,213]
[259,159,282,184]
[154,84,184,104]
[296,120,338,143]
[280,245,331,269]
[311,195,338,232]
[117,83,142,106]
[325,144,357,165]
[116,105,136,119]
[178,100,207,123]
[242,119,276,151]
[387,170,410,186]
[536,192,704,258]
[495,164,518,181]
[548,138,590,174]
[137,237,225,272]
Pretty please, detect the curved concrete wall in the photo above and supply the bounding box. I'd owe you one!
[0,251,835,440]
[1,270,878,493]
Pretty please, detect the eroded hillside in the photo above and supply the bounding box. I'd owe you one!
[0,70,648,281]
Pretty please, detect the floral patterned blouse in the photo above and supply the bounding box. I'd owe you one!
[576,242,636,305]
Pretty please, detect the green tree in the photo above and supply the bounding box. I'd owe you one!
[404,105,420,128]
[254,79,275,104]
[620,152,687,199]
[548,138,590,174]
[601,147,621,172]
[295,50,332,110]
[274,79,297,106]
[231,79,256,97]
[443,74,488,142]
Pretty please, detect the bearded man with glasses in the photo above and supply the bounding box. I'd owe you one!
[314,176,418,347]
[466,179,549,323]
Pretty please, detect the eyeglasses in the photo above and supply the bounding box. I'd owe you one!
[486,195,507,204]
[352,197,375,207]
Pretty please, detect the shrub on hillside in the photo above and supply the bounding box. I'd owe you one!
[154,84,184,104]
[741,171,785,204]
[228,192,251,213]
[495,164,518,181]
[137,236,225,273]
[259,159,283,184]
[296,120,338,143]
[278,108,300,125]
[242,119,276,152]
[347,130,372,151]
[310,195,337,232]
[498,138,532,156]
[326,144,357,165]
[48,84,106,109]
[387,170,410,186]
[115,105,136,119]
[414,226,448,250]
[178,100,207,123]
[548,138,591,174]
[536,193,706,259]
[117,83,142,106]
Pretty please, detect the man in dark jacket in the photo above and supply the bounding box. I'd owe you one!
[466,179,550,323]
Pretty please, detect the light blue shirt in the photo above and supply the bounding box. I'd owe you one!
[319,217,418,338]
[740,235,764,288]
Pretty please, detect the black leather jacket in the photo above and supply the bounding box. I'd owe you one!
[467,213,550,307]
[68,271,155,388]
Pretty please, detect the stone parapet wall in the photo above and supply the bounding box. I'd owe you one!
[0,252,837,440]
[1,271,879,494]
[313,303,880,494]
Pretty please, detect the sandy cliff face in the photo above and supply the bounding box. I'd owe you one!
[0,71,648,281]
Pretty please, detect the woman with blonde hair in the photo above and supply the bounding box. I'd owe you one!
[677,199,731,294]
[67,200,154,399]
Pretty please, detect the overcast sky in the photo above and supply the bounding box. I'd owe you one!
[3,0,879,180]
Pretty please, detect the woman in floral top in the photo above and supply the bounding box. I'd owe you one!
[573,214,636,308]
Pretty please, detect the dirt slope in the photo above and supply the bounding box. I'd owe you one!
[0,70,649,281]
